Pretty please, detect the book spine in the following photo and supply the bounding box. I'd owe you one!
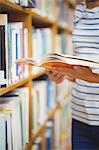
[0,114,6,150]
[46,127,52,150]
[0,26,7,87]
[19,0,28,7]
[23,28,28,78]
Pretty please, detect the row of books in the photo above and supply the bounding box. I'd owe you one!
[33,0,53,19]
[0,77,71,149]
[32,0,69,24]
[0,13,67,87]
[0,14,28,87]
[7,0,52,19]
[7,0,36,8]
[0,87,29,150]
[56,0,69,25]
[32,120,54,150]
[32,79,56,130]
[32,28,52,60]
[31,29,67,74]
[56,33,67,54]
[0,78,57,149]
[56,80,72,150]
[32,102,71,150]
[32,28,67,60]
[7,0,69,24]
[32,76,72,133]
[34,0,69,25]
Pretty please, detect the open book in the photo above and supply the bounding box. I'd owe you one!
[15,52,99,69]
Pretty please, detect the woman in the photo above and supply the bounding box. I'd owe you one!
[46,0,99,149]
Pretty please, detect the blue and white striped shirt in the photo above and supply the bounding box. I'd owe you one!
[72,2,99,125]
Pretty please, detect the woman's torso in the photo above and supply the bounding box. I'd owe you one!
[72,2,99,125]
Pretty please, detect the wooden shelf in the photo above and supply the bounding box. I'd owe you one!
[0,78,29,96]
[26,9,55,28]
[0,0,73,31]
[0,0,55,27]
[31,71,46,80]
[24,97,71,150]
[25,104,60,150]
[58,23,72,34]
[0,0,28,14]
[0,71,46,96]
[64,0,76,9]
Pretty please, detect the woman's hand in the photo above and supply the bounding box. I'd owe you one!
[46,69,65,84]
[54,65,99,83]
[46,65,99,83]
[53,66,76,81]
[46,67,76,84]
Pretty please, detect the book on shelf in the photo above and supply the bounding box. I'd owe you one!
[56,0,68,25]
[0,14,29,87]
[55,33,67,54]
[32,137,42,150]
[32,28,53,74]
[32,79,56,131]
[12,87,29,146]
[32,28,52,61]
[0,14,8,87]
[7,0,36,8]
[20,0,36,8]
[0,94,22,150]
[0,112,17,150]
[0,87,29,149]
[60,102,71,150]
[32,0,54,18]
[16,52,99,69]
[45,120,53,150]
[7,0,19,4]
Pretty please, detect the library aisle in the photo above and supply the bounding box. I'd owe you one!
[0,0,75,149]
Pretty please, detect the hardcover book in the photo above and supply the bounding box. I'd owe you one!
[15,52,99,69]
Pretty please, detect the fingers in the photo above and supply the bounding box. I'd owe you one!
[46,65,93,83]
[51,66,76,81]
[45,69,65,84]
[53,66,75,76]
[52,73,65,83]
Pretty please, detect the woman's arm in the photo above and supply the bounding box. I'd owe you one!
[53,66,99,83]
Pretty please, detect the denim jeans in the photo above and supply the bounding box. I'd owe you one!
[72,119,99,150]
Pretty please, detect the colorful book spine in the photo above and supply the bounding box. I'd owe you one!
[0,16,29,85]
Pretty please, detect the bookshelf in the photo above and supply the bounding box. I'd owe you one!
[0,0,74,149]
[25,104,60,150]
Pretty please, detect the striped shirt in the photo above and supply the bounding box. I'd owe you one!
[72,2,99,125]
